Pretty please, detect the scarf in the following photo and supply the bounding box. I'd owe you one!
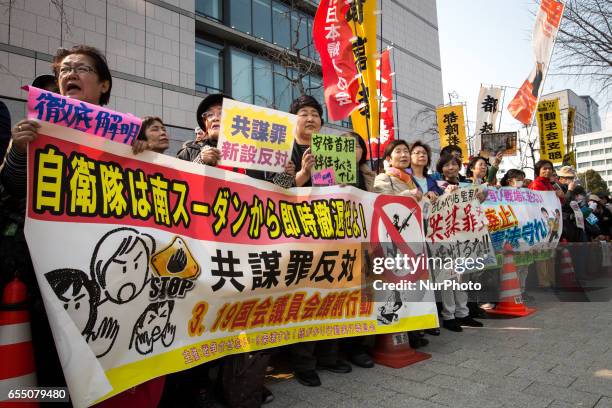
[386,167,417,190]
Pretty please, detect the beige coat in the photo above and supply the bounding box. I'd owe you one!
[373,172,417,197]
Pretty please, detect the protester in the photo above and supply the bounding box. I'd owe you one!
[434,154,484,331]
[373,140,432,347]
[529,160,562,289]
[283,95,352,387]
[31,73,59,93]
[0,100,10,171]
[177,126,206,161]
[339,131,376,368]
[432,145,463,180]
[134,116,170,154]
[407,141,443,200]
[555,166,585,242]
[465,154,501,186]
[500,169,533,301]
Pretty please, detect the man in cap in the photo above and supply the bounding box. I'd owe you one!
[556,166,585,242]
[176,126,206,161]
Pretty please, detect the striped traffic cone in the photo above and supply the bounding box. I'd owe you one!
[0,278,38,407]
[487,244,536,317]
[558,247,582,291]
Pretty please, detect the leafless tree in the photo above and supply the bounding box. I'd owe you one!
[550,0,611,99]
[258,0,321,104]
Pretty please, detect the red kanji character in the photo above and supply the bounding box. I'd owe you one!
[267,295,290,326]
[231,300,257,330]
[300,293,321,321]
[284,292,306,323]
[315,293,337,320]
[428,213,444,243]
[250,297,272,329]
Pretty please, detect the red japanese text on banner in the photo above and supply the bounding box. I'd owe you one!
[313,0,360,120]
[369,48,394,160]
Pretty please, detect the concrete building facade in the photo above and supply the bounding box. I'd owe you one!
[0,0,443,155]
[540,89,602,138]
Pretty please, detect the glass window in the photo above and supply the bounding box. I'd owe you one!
[590,138,603,145]
[606,148,612,154]
[607,159,612,164]
[195,40,223,93]
[592,149,604,155]
[196,0,222,20]
[592,160,605,166]
[576,141,588,147]
[230,0,252,34]
[231,49,253,103]
[605,137,612,143]
[253,0,272,42]
[309,75,327,122]
[577,151,589,158]
[272,2,291,48]
[274,64,292,111]
[254,57,274,107]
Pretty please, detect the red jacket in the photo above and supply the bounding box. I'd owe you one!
[528,176,554,191]
[529,176,563,204]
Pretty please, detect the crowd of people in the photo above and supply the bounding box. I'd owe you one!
[1,44,611,408]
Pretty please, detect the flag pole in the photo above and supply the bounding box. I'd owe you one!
[376,3,384,171]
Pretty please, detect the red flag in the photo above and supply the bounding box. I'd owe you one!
[368,49,395,160]
[508,0,564,125]
[313,0,360,121]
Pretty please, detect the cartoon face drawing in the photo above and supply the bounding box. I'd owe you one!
[130,300,175,355]
[45,269,99,336]
[91,228,155,304]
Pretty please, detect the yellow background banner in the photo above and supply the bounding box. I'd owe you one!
[436,105,468,154]
[536,99,565,164]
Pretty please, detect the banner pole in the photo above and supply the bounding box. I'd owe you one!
[375,4,384,170]
[497,85,507,131]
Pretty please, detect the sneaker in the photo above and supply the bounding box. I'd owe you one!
[442,319,463,332]
[317,359,352,374]
[458,316,483,327]
[294,370,321,387]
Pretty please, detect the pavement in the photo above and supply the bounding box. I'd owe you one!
[265,288,612,408]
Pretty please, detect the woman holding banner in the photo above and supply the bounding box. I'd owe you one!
[529,160,563,290]
[373,140,433,347]
[435,154,484,332]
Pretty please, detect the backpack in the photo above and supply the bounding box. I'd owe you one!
[219,352,270,408]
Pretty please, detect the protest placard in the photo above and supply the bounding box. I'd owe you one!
[26,86,141,145]
[311,133,356,184]
[481,131,518,156]
[217,98,296,172]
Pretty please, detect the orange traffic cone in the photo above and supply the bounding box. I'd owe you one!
[558,247,582,291]
[0,278,38,407]
[487,244,536,318]
[371,332,431,368]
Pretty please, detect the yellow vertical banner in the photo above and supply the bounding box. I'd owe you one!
[347,0,379,147]
[566,106,575,147]
[436,105,468,155]
[536,99,565,163]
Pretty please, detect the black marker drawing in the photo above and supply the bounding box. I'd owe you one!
[129,300,176,355]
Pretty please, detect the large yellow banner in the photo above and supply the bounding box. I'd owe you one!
[436,105,468,155]
[536,99,565,163]
[348,0,379,150]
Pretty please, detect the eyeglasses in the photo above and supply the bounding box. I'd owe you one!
[202,110,222,120]
[59,65,97,76]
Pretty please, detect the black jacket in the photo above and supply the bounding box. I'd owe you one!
[176,140,204,162]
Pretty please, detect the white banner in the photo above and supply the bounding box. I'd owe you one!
[475,86,503,153]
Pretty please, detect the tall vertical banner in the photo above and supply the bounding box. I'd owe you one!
[536,99,565,163]
[436,105,468,155]
[369,48,395,159]
[347,0,380,150]
[474,86,503,154]
[313,0,361,120]
[507,0,564,125]
[566,106,575,147]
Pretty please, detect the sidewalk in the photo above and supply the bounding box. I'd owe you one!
[266,290,612,408]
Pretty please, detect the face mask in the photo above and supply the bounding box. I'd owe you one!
[513,180,523,188]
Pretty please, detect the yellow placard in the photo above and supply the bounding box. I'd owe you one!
[217,98,297,172]
[348,0,379,146]
[536,99,565,164]
[436,105,468,154]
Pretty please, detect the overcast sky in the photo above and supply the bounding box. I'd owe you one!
[437,0,610,134]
